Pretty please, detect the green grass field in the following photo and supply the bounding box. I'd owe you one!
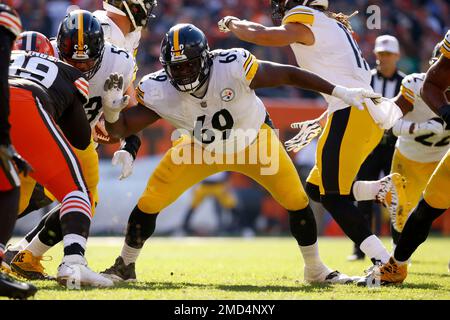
[2,236,450,300]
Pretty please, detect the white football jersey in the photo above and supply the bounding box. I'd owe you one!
[283,5,372,113]
[397,73,450,163]
[136,48,267,153]
[52,40,135,126]
[93,10,141,56]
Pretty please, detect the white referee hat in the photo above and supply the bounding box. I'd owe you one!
[374,35,400,54]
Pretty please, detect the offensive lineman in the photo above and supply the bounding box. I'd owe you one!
[99,24,380,284]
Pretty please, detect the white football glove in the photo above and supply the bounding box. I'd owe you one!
[285,112,327,153]
[102,73,130,123]
[332,85,381,110]
[218,16,240,33]
[393,118,445,137]
[112,150,134,180]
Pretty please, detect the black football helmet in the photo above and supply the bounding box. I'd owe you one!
[57,10,105,80]
[271,0,328,24]
[160,24,212,93]
[103,0,157,30]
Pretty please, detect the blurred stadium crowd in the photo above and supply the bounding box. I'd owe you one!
[15,0,450,97]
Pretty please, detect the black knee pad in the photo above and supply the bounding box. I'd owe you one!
[305,182,321,203]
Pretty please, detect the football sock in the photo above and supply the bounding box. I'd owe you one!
[394,199,445,263]
[359,235,390,264]
[63,234,86,256]
[391,223,401,246]
[59,191,92,257]
[125,206,158,249]
[352,180,380,201]
[25,236,51,257]
[299,241,327,270]
[320,194,373,246]
[121,243,141,266]
[288,206,317,247]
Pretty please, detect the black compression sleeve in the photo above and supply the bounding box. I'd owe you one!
[0,30,14,145]
[58,98,91,150]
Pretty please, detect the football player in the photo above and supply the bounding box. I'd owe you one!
[4,11,134,281]
[218,0,406,266]
[361,30,450,285]
[388,44,449,240]
[0,0,37,299]
[7,31,113,287]
[99,24,379,284]
[93,0,157,178]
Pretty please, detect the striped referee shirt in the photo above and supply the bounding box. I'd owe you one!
[370,69,406,99]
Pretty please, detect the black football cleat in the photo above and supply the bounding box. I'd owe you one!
[100,257,136,283]
[0,271,37,299]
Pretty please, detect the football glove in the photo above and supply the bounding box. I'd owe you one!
[332,85,381,110]
[102,73,130,124]
[112,150,134,180]
[285,112,327,153]
[0,144,33,177]
[392,117,445,137]
[218,16,240,33]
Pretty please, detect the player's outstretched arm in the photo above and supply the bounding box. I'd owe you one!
[422,55,450,119]
[219,17,314,46]
[250,60,380,110]
[105,103,160,140]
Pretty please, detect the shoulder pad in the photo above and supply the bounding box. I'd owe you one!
[282,5,315,26]
[441,30,450,59]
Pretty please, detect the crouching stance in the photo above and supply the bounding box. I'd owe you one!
[100,24,378,284]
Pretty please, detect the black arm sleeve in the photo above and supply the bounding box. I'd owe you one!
[58,98,91,150]
[0,29,14,145]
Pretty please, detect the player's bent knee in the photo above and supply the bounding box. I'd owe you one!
[279,190,309,211]
[137,193,169,214]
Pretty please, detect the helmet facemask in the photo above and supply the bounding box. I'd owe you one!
[57,10,105,80]
[160,24,211,93]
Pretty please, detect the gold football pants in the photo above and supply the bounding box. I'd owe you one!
[137,124,309,214]
[307,107,384,195]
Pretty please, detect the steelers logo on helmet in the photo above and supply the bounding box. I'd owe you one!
[160,23,212,93]
[57,9,105,80]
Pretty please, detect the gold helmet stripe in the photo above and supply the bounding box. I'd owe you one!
[77,11,84,55]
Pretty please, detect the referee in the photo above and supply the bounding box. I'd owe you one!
[348,35,406,261]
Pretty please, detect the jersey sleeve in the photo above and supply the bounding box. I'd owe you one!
[0,4,22,38]
[441,30,450,59]
[400,73,423,105]
[282,5,315,26]
[120,50,136,92]
[135,71,166,115]
[227,48,259,85]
